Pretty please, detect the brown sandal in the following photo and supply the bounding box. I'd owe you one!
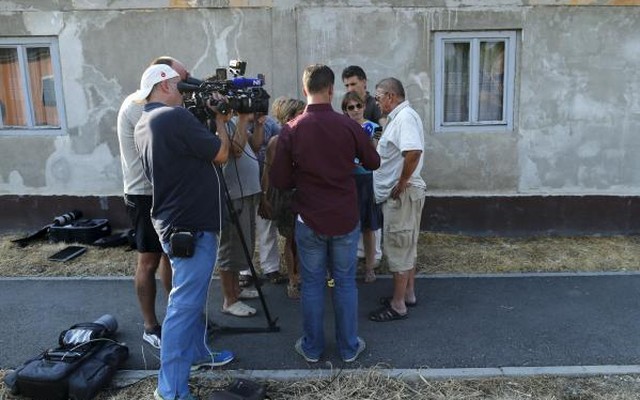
[369,305,407,322]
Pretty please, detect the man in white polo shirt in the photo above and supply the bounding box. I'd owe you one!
[370,77,426,322]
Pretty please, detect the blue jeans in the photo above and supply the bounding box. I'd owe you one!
[157,231,218,400]
[295,219,360,360]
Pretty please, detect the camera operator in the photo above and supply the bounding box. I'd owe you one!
[215,110,262,318]
[117,56,186,350]
[132,64,234,400]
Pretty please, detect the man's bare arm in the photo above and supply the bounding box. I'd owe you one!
[391,150,421,199]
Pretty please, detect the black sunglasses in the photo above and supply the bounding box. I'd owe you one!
[346,103,363,111]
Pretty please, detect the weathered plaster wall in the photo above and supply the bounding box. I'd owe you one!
[0,7,277,195]
[519,7,640,194]
[1,1,639,198]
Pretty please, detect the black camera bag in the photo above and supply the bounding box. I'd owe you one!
[4,341,128,400]
[48,218,111,244]
[210,378,269,400]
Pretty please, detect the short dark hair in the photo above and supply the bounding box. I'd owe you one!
[342,65,367,81]
[303,64,334,94]
[376,77,405,99]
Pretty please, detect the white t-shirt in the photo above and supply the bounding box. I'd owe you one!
[117,94,152,195]
[373,100,426,203]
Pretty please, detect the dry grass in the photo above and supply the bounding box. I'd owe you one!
[2,232,640,277]
[3,369,640,400]
[416,233,640,274]
[0,235,135,277]
[2,232,640,399]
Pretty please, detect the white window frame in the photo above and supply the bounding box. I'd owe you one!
[434,31,516,133]
[0,37,67,136]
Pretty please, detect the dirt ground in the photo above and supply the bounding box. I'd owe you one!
[2,231,640,399]
[2,231,640,277]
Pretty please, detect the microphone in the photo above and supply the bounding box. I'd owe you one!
[229,76,265,89]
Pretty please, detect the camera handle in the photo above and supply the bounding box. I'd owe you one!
[213,165,280,334]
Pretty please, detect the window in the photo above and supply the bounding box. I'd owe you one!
[435,31,516,132]
[0,37,66,135]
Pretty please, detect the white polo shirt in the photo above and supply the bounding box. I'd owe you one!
[373,100,426,203]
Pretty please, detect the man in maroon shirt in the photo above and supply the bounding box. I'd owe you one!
[270,64,380,363]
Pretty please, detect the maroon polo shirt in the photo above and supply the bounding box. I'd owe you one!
[270,103,380,236]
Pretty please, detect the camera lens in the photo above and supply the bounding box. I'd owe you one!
[94,314,118,333]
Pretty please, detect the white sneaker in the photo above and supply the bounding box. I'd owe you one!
[143,326,161,349]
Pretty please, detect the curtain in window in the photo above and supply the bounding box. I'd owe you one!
[27,47,58,126]
[0,48,26,127]
[443,42,469,123]
[478,41,505,122]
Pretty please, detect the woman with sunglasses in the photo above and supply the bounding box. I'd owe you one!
[341,91,382,284]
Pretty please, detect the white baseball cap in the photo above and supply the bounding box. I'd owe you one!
[131,64,180,102]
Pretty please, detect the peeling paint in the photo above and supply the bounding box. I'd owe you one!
[1,3,640,197]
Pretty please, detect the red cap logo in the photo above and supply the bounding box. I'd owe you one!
[160,72,166,77]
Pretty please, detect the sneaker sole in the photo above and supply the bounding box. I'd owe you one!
[343,338,366,363]
[142,334,161,349]
[295,340,319,363]
[191,358,234,370]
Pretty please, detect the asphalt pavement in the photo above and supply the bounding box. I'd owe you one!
[1,273,639,376]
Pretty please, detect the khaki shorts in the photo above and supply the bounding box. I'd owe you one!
[382,186,426,272]
[216,194,258,272]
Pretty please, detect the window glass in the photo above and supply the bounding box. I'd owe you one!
[0,47,27,126]
[478,41,505,122]
[27,47,58,126]
[444,42,470,123]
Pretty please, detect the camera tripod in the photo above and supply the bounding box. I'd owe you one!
[210,165,280,335]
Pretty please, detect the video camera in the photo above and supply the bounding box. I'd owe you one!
[178,60,270,122]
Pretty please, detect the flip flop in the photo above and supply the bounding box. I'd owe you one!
[369,305,407,322]
[379,296,418,308]
[222,301,256,317]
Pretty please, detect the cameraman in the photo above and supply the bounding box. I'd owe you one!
[133,64,233,400]
[215,111,262,318]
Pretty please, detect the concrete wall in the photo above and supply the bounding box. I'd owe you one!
[1,1,640,232]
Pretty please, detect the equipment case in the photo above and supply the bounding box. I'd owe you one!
[49,219,111,244]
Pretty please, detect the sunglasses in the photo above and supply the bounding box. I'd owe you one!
[346,103,363,111]
[374,92,387,102]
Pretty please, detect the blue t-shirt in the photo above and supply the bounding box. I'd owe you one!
[354,120,380,175]
[135,102,223,242]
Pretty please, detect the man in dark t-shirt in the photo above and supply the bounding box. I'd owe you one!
[342,65,382,125]
[133,64,232,400]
